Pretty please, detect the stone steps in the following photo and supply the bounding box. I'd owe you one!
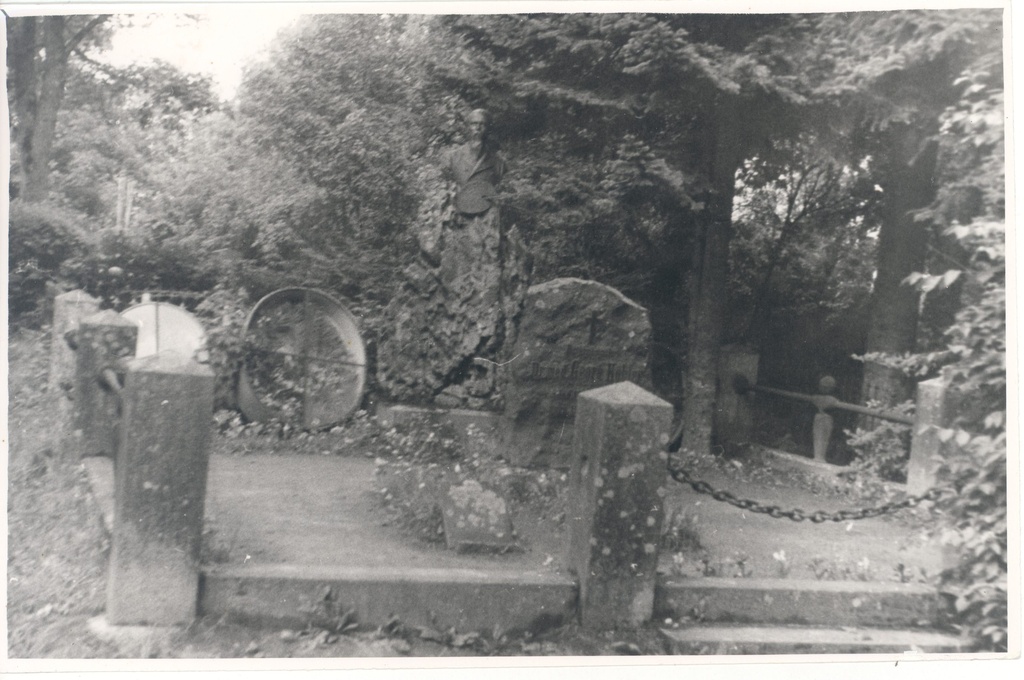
[655,577,947,627]
[656,577,963,655]
[660,624,964,655]
[199,563,576,634]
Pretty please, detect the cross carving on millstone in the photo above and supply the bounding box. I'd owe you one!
[588,311,599,345]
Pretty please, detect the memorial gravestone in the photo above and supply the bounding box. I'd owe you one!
[500,278,652,468]
[441,479,518,553]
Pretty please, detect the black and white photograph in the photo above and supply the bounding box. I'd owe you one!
[2,0,1016,670]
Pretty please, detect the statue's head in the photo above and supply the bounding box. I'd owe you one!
[467,109,490,142]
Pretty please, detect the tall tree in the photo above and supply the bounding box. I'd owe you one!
[800,10,1003,407]
[44,57,218,226]
[7,14,111,201]
[442,14,815,455]
[143,15,459,309]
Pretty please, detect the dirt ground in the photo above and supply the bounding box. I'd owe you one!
[5,326,946,659]
[196,451,943,584]
[659,459,946,582]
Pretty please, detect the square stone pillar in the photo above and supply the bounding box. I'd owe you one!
[715,344,759,444]
[49,290,100,396]
[74,311,138,459]
[908,377,956,496]
[50,290,100,458]
[107,352,214,626]
[567,381,673,629]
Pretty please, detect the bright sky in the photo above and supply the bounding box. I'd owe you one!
[99,8,305,100]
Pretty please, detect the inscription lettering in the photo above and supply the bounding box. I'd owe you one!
[525,347,647,387]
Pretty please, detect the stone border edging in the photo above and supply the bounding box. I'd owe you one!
[655,577,944,628]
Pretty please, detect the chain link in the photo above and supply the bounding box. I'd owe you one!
[666,458,946,523]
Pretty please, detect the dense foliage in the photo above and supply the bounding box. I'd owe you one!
[7,201,86,323]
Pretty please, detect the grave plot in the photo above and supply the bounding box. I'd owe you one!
[201,410,947,585]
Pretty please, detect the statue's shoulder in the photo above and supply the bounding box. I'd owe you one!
[446,142,473,166]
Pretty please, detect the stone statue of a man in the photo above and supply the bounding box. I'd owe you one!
[378,108,529,410]
[445,109,507,217]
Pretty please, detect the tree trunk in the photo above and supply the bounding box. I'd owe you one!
[861,133,939,411]
[679,108,742,456]
[8,15,108,202]
[20,17,71,202]
[8,17,39,200]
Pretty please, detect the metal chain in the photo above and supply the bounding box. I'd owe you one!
[666,459,946,523]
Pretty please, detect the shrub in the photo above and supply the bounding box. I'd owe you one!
[7,201,85,324]
[932,223,1007,652]
[59,230,217,310]
[842,400,914,495]
[902,220,1007,652]
[194,285,253,410]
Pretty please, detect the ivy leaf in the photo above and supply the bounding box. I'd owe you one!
[941,270,962,287]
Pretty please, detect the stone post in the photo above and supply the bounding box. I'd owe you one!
[907,377,955,496]
[715,344,759,444]
[107,351,214,625]
[811,376,838,462]
[50,290,100,458]
[49,290,101,396]
[73,311,138,459]
[812,413,834,462]
[567,381,673,629]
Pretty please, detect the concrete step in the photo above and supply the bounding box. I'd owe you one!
[655,577,947,628]
[200,563,576,635]
[661,624,965,655]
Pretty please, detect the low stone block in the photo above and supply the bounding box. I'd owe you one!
[441,480,518,553]
[200,564,577,634]
[655,577,944,628]
[660,624,964,655]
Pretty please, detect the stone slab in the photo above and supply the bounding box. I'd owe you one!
[501,278,653,467]
[660,624,964,655]
[655,577,944,628]
[200,564,576,634]
[441,480,518,553]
